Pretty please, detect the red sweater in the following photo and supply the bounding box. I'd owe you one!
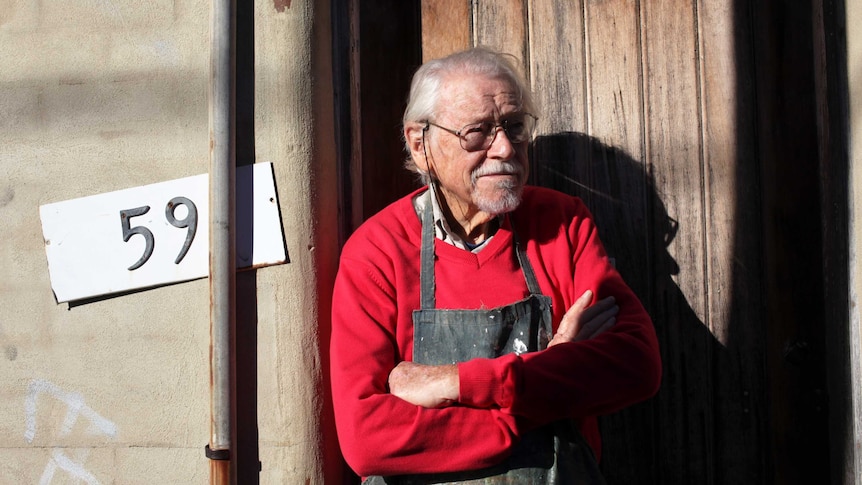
[330,186,661,477]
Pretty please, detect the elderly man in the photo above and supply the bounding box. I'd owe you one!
[330,47,661,483]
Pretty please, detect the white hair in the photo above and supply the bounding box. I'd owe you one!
[402,47,537,181]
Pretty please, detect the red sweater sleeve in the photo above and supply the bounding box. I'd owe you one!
[458,195,662,422]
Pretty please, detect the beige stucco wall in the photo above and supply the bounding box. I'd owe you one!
[254,0,340,483]
[0,0,336,483]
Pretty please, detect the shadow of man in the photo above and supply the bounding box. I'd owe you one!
[532,132,765,484]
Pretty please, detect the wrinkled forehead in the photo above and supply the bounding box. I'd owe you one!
[436,73,522,122]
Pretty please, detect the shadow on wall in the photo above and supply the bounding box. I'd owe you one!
[532,132,764,484]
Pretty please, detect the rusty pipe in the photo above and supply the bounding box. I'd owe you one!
[208,0,235,482]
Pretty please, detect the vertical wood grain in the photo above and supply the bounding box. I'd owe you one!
[421,0,471,61]
[640,1,714,482]
[641,0,707,321]
[584,1,645,156]
[474,0,528,66]
[527,0,589,217]
[582,0,649,299]
[698,0,766,482]
[528,0,587,133]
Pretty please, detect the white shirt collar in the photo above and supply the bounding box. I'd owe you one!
[412,188,500,253]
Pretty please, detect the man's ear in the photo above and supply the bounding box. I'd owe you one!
[404,122,429,172]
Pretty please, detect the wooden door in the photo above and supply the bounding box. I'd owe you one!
[338,0,849,483]
[417,0,840,483]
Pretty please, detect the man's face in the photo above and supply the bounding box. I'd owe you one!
[426,74,530,218]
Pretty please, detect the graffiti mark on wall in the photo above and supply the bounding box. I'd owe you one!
[24,379,117,485]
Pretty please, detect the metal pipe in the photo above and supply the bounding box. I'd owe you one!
[208,0,235,482]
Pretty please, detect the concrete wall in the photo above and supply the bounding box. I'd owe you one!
[0,0,337,483]
[253,0,340,483]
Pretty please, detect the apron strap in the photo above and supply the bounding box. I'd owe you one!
[513,228,544,296]
[420,195,436,310]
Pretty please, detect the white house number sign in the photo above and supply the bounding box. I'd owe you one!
[40,162,286,303]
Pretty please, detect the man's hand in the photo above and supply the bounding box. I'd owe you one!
[548,290,618,347]
[388,361,459,408]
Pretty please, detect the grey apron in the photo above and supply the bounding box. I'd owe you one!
[364,202,605,485]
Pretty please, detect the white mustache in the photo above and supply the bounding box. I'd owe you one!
[472,161,523,180]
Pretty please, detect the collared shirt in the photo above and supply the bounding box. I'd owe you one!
[412,187,501,253]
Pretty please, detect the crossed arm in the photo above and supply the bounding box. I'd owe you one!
[388,290,619,408]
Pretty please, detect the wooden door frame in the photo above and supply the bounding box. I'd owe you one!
[332,0,423,246]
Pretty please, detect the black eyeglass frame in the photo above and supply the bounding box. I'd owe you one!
[424,113,538,152]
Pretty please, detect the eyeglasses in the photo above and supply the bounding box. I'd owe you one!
[425,113,537,152]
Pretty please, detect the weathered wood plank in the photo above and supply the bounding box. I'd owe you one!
[527,0,587,207]
[581,0,649,298]
[699,0,737,344]
[421,0,471,61]
[527,0,586,132]
[584,1,644,157]
[640,1,714,483]
[697,0,767,483]
[474,0,528,66]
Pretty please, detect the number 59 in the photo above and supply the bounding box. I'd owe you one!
[120,197,198,271]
